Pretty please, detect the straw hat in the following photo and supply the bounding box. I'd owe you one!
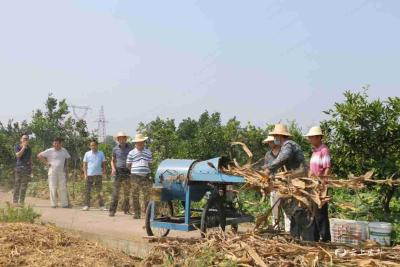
[269,124,292,136]
[115,131,128,138]
[262,135,275,144]
[131,133,148,143]
[304,126,324,137]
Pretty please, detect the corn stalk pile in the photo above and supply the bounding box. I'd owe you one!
[0,223,139,267]
[143,231,400,267]
[222,142,399,228]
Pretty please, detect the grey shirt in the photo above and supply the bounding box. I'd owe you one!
[263,150,279,172]
[266,140,305,172]
[112,143,133,169]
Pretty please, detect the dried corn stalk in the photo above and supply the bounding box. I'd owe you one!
[143,231,400,266]
[225,142,399,228]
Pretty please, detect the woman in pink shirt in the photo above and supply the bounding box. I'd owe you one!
[305,126,331,242]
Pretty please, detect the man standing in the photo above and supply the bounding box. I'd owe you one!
[38,137,71,208]
[14,134,32,206]
[305,126,332,242]
[82,140,107,211]
[126,133,152,219]
[109,132,133,217]
[262,135,281,227]
[265,124,318,241]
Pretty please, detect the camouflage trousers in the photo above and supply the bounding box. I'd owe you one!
[131,174,151,218]
[109,168,131,213]
[13,168,31,204]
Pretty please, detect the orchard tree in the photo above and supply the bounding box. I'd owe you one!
[321,89,400,214]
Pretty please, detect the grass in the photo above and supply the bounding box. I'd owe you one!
[0,202,41,223]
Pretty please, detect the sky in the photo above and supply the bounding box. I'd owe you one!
[0,0,399,136]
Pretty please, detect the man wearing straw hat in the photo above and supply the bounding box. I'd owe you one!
[305,126,332,242]
[265,124,319,241]
[109,131,133,217]
[126,133,152,219]
[264,124,305,174]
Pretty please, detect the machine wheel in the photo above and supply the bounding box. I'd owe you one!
[200,196,226,238]
[145,201,174,237]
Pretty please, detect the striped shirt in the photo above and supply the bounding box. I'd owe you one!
[126,148,152,176]
[310,144,331,177]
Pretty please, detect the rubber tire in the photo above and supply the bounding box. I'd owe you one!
[200,197,226,238]
[145,201,173,237]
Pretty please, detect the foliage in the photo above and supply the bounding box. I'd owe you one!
[0,94,94,184]
[321,89,400,214]
[0,202,41,223]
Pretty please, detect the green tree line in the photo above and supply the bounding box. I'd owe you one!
[0,90,399,217]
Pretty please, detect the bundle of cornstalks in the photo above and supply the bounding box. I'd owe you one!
[143,231,400,267]
[0,223,139,267]
[223,142,399,228]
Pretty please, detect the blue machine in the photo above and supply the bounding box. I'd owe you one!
[145,157,253,237]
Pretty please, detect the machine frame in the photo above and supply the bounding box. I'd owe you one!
[145,157,253,237]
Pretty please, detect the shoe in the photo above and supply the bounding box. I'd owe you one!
[133,214,141,219]
[62,205,71,209]
[51,206,57,208]
[100,206,108,211]
[124,210,133,215]
[82,206,89,211]
[109,212,116,217]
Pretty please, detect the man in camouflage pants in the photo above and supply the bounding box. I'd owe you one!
[13,134,32,206]
[109,132,133,217]
[126,133,152,219]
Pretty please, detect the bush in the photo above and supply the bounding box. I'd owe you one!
[0,202,41,223]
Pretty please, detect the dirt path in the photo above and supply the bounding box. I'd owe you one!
[0,190,199,258]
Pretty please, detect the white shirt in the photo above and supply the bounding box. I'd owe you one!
[39,147,71,173]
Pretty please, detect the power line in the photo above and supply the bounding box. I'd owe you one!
[69,105,91,120]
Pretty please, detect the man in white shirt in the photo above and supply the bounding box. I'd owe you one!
[38,137,71,208]
[126,133,152,219]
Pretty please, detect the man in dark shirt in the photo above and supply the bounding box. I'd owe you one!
[109,131,133,217]
[265,124,318,242]
[14,134,32,205]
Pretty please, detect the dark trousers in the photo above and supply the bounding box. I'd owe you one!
[290,209,319,242]
[131,174,151,217]
[13,168,30,204]
[315,203,331,242]
[84,175,104,207]
[109,168,131,213]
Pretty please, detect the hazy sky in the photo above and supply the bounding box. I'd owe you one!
[0,1,399,136]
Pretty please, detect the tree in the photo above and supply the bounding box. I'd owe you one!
[29,94,91,177]
[321,89,400,214]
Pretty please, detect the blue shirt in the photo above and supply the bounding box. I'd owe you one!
[83,150,106,176]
